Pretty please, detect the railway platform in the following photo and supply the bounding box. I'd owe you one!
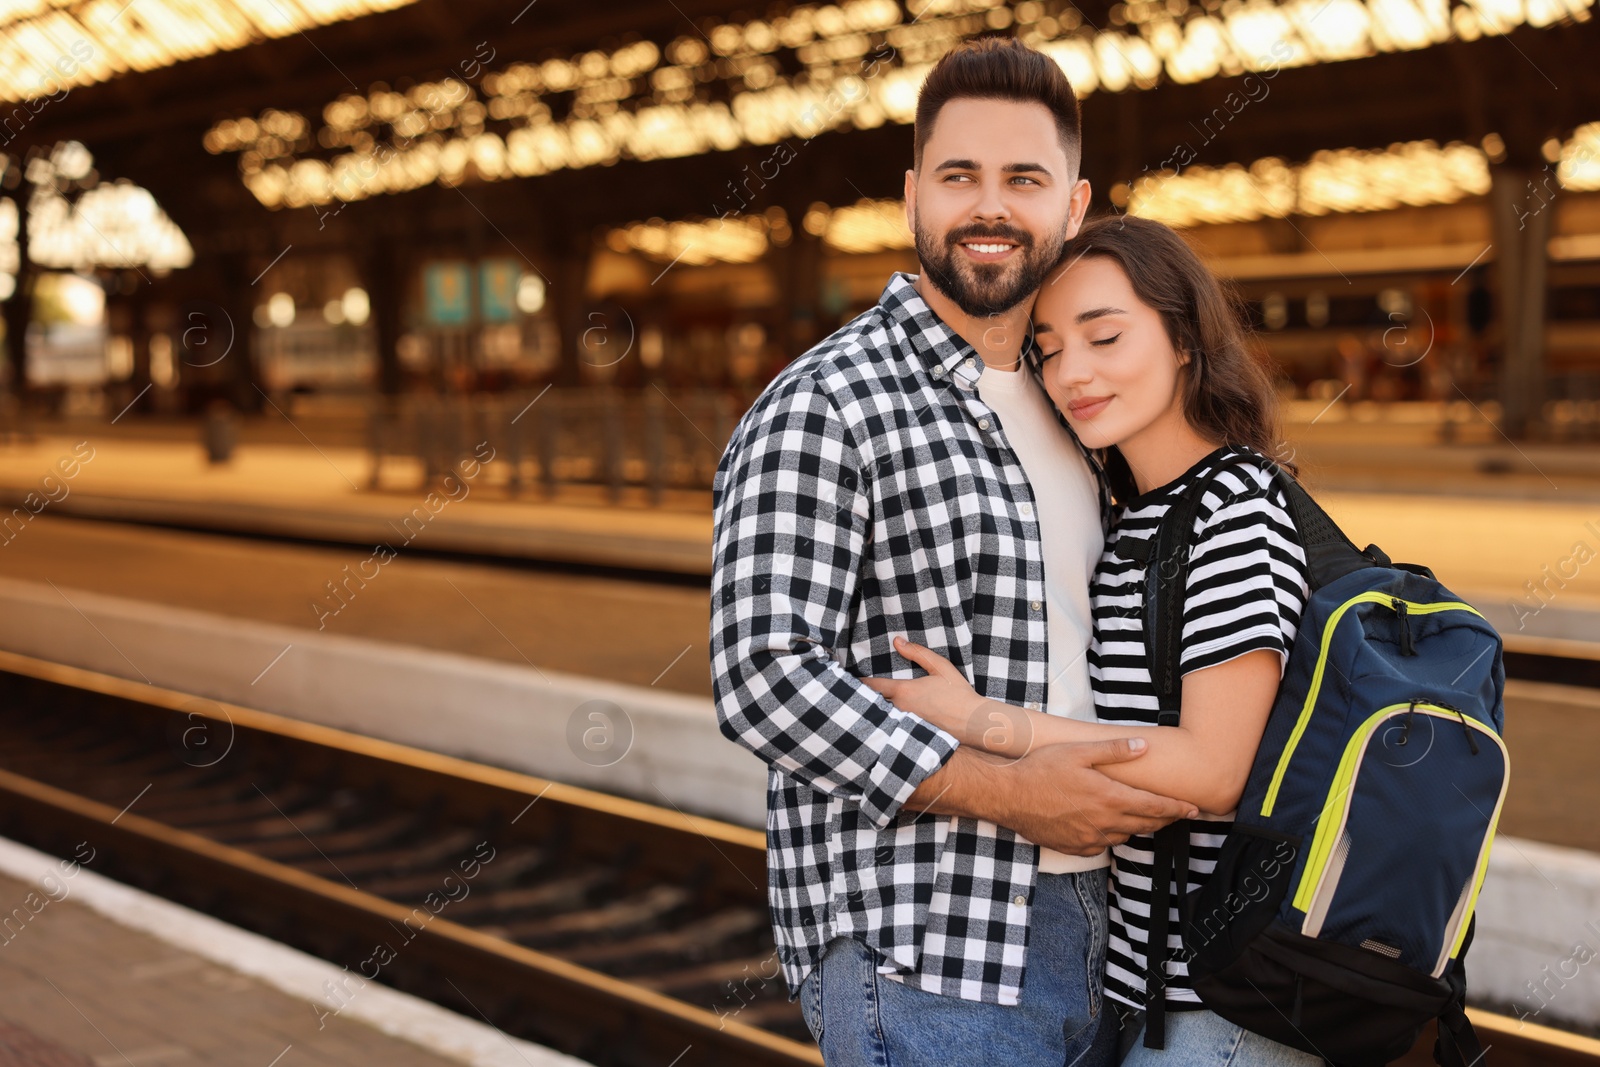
[0,430,713,576]
[1,416,1598,641]
[0,416,1598,1039]
[0,837,586,1067]
[3,400,1600,582]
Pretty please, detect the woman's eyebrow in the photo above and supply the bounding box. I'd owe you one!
[1075,306,1127,324]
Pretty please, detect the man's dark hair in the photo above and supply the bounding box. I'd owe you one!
[913,36,1082,178]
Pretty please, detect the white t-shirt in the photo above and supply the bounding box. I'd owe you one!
[975,360,1109,873]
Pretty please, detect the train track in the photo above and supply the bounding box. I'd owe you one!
[0,648,814,1067]
[0,647,1596,1066]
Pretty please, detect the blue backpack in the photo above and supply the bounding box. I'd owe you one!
[1136,453,1506,1066]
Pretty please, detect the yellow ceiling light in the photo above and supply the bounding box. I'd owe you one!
[1127,139,1497,226]
[1560,122,1600,191]
[6,143,191,271]
[605,211,781,266]
[0,0,422,104]
[199,0,1592,209]
[29,179,194,270]
[817,198,915,254]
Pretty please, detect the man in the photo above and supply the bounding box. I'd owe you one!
[710,36,1196,1066]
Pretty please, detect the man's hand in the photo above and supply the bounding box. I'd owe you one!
[905,739,1197,855]
[1003,739,1199,854]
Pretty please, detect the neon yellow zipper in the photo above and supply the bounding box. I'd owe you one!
[1260,594,1486,817]
[1293,703,1504,914]
[1293,703,1508,976]
[1448,771,1508,965]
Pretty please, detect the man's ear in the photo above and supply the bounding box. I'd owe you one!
[903,168,916,233]
[1064,178,1092,238]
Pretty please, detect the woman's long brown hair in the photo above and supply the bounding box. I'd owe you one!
[1044,213,1293,503]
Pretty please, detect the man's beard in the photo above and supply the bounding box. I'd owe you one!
[915,211,1068,318]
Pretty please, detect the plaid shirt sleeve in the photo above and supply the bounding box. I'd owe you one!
[710,370,960,829]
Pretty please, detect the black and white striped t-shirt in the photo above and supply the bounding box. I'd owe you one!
[1091,446,1309,1011]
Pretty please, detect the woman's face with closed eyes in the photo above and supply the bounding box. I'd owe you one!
[1032,253,1190,452]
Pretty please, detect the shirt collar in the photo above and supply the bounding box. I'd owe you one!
[878,272,1049,389]
[878,272,980,383]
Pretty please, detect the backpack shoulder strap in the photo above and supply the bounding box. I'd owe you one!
[1434,918,1485,1067]
[1265,466,1388,591]
[1136,453,1256,728]
[1139,451,1386,722]
[1136,451,1279,1050]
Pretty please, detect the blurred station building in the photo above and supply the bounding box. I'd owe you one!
[0,0,1596,488]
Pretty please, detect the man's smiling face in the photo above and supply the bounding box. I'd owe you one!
[905,97,1085,318]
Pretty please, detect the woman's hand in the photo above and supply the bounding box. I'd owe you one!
[862,637,992,744]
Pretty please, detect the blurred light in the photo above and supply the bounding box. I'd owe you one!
[820,199,913,255]
[0,199,17,288]
[516,273,546,314]
[105,335,133,380]
[51,142,92,181]
[49,272,104,324]
[28,170,193,272]
[1306,291,1330,328]
[0,0,424,104]
[1379,288,1411,318]
[150,333,176,388]
[639,324,664,368]
[734,321,766,349]
[1263,292,1288,330]
[1560,123,1600,191]
[323,299,345,324]
[802,203,832,237]
[341,286,370,325]
[267,292,295,328]
[606,213,773,265]
[1128,140,1493,227]
[204,0,1596,210]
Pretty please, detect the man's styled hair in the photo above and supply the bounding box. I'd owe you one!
[913,35,1082,177]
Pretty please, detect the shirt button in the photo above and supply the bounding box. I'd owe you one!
[978,418,991,431]
[1019,503,1033,518]
[1014,894,1027,906]
[965,358,976,370]
[1025,702,1040,710]
[932,366,945,377]
[1030,600,1042,611]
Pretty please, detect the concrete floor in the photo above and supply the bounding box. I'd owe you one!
[0,867,471,1067]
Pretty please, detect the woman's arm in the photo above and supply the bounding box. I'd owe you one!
[865,637,1281,815]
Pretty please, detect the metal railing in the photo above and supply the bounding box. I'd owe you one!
[367,388,744,500]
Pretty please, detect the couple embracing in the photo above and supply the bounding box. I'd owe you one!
[710,36,1317,1067]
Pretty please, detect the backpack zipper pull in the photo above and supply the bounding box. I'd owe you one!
[1392,598,1416,656]
[1398,701,1417,745]
[1453,708,1481,755]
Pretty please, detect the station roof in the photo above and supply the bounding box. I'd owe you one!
[2,0,1597,274]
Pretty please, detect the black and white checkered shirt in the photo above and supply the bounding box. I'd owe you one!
[710,271,1110,1006]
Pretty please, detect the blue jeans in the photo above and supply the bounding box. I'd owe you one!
[799,869,1117,1067]
[1113,1005,1325,1066]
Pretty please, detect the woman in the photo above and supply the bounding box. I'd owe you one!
[865,215,1317,1065]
